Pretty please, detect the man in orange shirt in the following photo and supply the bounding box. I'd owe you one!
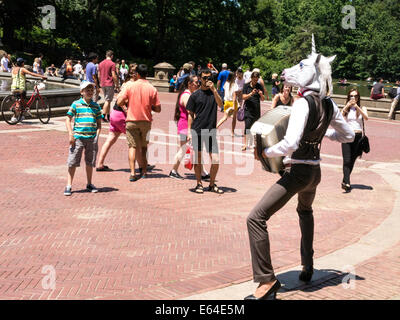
[117,64,161,181]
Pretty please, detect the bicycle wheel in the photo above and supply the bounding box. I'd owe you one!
[36,96,51,124]
[1,94,23,125]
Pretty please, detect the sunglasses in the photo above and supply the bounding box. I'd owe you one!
[201,76,212,81]
[350,94,358,97]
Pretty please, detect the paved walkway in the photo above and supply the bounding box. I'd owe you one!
[0,92,399,300]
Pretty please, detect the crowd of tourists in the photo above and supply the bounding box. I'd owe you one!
[2,49,396,196]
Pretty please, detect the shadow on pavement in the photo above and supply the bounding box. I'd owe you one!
[113,167,163,173]
[277,268,365,293]
[351,184,373,190]
[72,187,119,194]
[188,186,237,193]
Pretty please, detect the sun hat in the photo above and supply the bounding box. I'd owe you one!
[183,63,192,70]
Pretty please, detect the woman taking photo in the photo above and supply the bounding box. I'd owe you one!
[271,84,294,108]
[242,71,264,151]
[341,89,369,192]
[169,75,209,180]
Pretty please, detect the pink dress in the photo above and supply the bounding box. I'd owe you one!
[177,90,191,135]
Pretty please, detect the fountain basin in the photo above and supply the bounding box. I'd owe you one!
[0,71,81,120]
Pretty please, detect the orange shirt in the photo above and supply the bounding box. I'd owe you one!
[120,79,161,122]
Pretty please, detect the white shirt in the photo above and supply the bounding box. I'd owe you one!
[345,107,363,132]
[244,71,252,83]
[264,91,355,165]
[73,63,82,73]
[1,57,9,71]
[223,82,238,101]
[235,77,245,91]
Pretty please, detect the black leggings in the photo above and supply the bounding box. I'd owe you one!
[341,132,362,185]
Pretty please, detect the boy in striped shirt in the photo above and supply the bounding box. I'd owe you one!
[64,81,102,196]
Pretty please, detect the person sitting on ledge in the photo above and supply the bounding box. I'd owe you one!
[370,78,386,100]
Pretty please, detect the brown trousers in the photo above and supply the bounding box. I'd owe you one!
[247,164,321,283]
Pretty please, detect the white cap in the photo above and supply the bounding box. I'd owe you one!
[222,63,227,68]
[80,81,95,90]
[252,68,260,73]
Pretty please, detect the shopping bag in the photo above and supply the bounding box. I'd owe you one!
[184,144,194,170]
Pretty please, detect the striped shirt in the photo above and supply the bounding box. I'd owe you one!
[67,98,102,139]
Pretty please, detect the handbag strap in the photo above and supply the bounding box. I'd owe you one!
[362,117,366,137]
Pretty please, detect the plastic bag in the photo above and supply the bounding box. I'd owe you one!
[184,144,194,170]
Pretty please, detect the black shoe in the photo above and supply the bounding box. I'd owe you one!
[169,171,184,180]
[201,174,210,181]
[244,280,281,300]
[96,165,112,172]
[86,183,98,193]
[341,182,351,192]
[147,164,155,171]
[299,266,314,282]
[102,115,108,123]
[129,174,140,182]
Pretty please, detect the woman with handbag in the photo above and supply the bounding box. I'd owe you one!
[341,89,369,192]
[169,75,209,181]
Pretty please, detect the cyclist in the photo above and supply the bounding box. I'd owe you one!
[11,57,47,123]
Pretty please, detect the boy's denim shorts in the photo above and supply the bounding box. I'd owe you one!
[67,137,98,167]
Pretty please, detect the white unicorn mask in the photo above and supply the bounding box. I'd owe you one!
[281,34,336,98]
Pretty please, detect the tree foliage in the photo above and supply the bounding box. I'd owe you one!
[0,0,399,80]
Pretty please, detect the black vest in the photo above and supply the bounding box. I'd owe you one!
[291,93,334,161]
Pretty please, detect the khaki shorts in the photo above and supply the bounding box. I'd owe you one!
[102,86,115,101]
[126,121,151,148]
[67,137,98,167]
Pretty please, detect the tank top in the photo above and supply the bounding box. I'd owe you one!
[345,107,363,132]
[276,94,293,107]
[177,90,191,135]
[11,68,26,91]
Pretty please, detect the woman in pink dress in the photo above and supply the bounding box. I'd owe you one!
[169,75,209,180]
[96,64,137,171]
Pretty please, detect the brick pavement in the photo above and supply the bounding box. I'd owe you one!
[0,92,399,300]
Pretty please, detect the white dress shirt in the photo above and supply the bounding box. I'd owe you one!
[264,91,355,165]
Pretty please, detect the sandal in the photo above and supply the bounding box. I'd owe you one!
[129,174,140,182]
[195,183,204,194]
[96,165,111,172]
[208,184,224,194]
[241,146,247,151]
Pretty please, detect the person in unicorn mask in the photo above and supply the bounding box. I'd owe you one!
[245,35,355,300]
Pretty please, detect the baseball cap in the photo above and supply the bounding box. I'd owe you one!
[183,63,192,70]
[252,68,260,73]
[80,81,95,90]
[16,58,25,65]
[222,63,227,68]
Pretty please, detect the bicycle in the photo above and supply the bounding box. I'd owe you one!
[1,80,51,125]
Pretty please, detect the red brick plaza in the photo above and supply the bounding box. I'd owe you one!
[0,92,399,300]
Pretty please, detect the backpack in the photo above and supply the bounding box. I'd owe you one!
[388,87,398,99]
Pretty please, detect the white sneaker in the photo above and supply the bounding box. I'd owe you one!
[10,116,18,124]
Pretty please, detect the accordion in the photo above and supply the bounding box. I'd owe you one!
[250,105,292,173]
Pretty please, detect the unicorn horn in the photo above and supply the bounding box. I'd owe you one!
[311,33,316,55]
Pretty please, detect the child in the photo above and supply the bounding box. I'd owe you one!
[64,81,102,196]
